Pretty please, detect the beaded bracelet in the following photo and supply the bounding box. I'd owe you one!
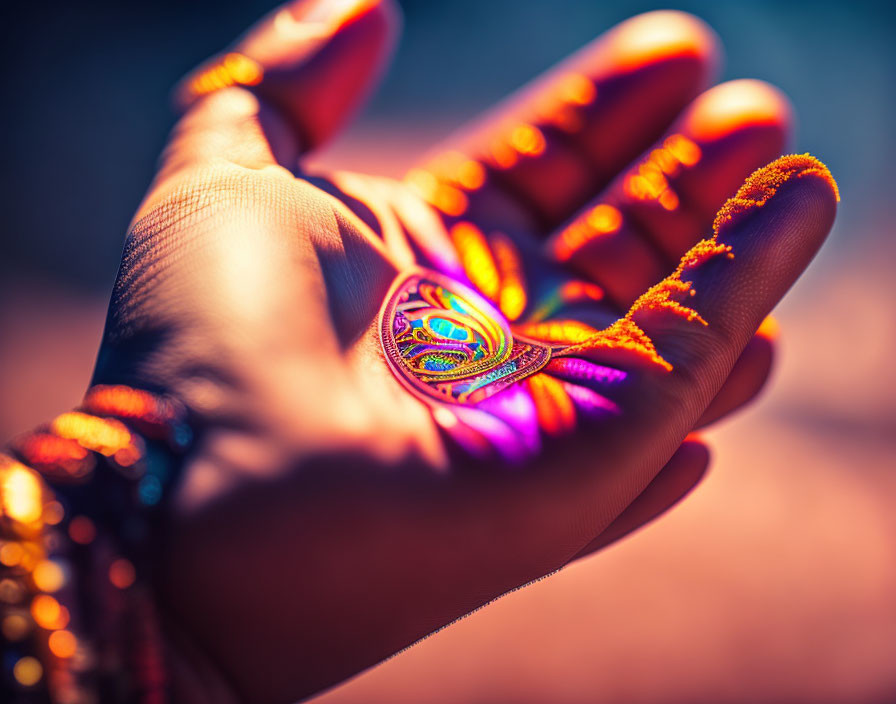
[0,385,191,703]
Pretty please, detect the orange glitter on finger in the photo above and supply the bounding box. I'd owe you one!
[713,153,840,235]
[560,154,837,371]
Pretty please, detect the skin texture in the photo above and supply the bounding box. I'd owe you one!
[88,1,837,701]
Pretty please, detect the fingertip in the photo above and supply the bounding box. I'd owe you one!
[607,10,721,81]
[684,79,793,144]
[680,433,711,469]
[714,154,840,250]
[176,0,401,151]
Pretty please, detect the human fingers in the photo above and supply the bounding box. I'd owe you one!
[406,11,719,235]
[572,436,709,559]
[548,80,792,306]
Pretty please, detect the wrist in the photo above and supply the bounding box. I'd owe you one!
[1,385,192,703]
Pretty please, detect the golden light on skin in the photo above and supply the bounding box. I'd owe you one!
[490,139,519,169]
[450,222,500,300]
[586,203,623,233]
[272,8,332,41]
[188,52,263,98]
[558,74,597,106]
[607,11,716,72]
[553,203,623,261]
[623,134,701,210]
[51,412,134,458]
[48,629,78,659]
[404,169,469,216]
[13,656,42,687]
[664,134,702,166]
[685,79,792,142]
[0,458,43,524]
[659,189,680,211]
[32,560,66,593]
[425,152,487,192]
[490,233,527,321]
[509,124,547,157]
[456,160,486,190]
[432,406,458,429]
[405,168,439,198]
[533,73,596,134]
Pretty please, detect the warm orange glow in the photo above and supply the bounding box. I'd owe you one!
[659,189,680,211]
[14,433,91,479]
[515,320,599,345]
[457,160,486,190]
[553,204,622,261]
[559,74,597,106]
[0,541,23,566]
[405,168,438,198]
[2,613,29,641]
[48,629,78,659]
[188,52,263,98]
[84,384,169,423]
[608,11,714,72]
[490,139,519,169]
[109,558,137,590]
[714,154,839,236]
[490,233,527,321]
[527,374,576,435]
[561,220,737,370]
[42,501,64,525]
[509,124,547,157]
[13,656,42,687]
[586,203,623,233]
[31,594,68,629]
[757,314,780,341]
[68,515,96,545]
[623,134,701,211]
[664,134,702,166]
[450,222,500,300]
[0,458,43,524]
[32,560,65,593]
[51,412,134,458]
[433,184,468,216]
[685,79,791,142]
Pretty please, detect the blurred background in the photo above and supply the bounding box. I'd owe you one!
[2,1,894,702]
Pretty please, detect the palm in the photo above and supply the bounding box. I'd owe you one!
[91,3,838,703]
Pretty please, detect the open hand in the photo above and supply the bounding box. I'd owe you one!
[91,1,838,701]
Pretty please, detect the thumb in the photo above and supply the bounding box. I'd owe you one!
[174,0,400,154]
